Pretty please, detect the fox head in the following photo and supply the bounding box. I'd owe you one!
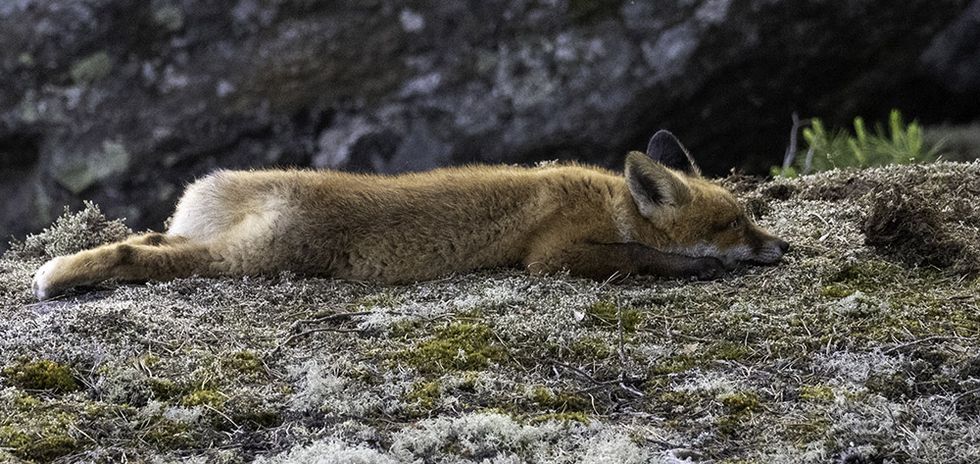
[623,130,789,268]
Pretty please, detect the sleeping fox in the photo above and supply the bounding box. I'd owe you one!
[32,131,788,300]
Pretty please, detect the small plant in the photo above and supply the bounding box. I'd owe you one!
[774,110,939,177]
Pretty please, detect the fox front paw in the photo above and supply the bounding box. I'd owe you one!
[32,256,68,300]
[691,256,725,280]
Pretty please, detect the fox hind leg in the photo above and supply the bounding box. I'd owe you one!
[32,237,220,300]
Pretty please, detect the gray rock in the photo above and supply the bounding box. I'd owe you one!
[0,0,976,243]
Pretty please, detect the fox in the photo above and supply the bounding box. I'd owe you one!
[31,130,789,300]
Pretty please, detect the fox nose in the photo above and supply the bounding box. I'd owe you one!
[776,239,790,254]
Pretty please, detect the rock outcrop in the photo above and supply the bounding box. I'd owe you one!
[0,0,976,241]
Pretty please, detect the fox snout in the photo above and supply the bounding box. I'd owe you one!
[751,237,790,264]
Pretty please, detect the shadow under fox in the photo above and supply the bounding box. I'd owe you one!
[32,131,788,299]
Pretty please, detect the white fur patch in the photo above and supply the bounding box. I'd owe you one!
[669,243,754,267]
[32,256,67,300]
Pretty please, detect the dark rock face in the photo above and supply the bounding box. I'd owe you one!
[0,0,976,242]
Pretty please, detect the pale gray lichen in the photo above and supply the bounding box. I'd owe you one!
[2,162,980,462]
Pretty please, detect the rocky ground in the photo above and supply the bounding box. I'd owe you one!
[1,162,979,463]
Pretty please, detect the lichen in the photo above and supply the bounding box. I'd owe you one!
[3,162,980,461]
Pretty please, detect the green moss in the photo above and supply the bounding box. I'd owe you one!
[225,396,283,429]
[720,391,761,415]
[529,411,590,424]
[401,322,504,373]
[568,336,613,361]
[0,410,78,462]
[656,390,704,414]
[529,386,590,412]
[390,318,424,338]
[3,359,79,393]
[716,391,762,436]
[820,285,853,298]
[356,292,402,308]
[180,389,225,408]
[222,350,264,375]
[650,341,751,375]
[780,414,832,445]
[584,301,643,332]
[828,260,904,291]
[234,407,282,428]
[799,385,834,402]
[70,51,113,84]
[147,377,185,400]
[406,380,442,411]
[140,417,197,449]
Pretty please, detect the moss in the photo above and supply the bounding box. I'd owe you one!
[3,359,79,393]
[529,386,590,412]
[140,417,197,449]
[180,389,226,408]
[389,318,424,338]
[153,4,184,31]
[234,407,282,428]
[147,377,185,400]
[568,336,612,361]
[799,385,834,403]
[222,350,264,375]
[401,322,504,373]
[865,372,910,400]
[651,341,751,375]
[0,409,78,462]
[584,300,643,332]
[781,415,832,445]
[716,391,762,436]
[406,380,442,411]
[225,396,283,429]
[720,391,761,415]
[70,51,113,84]
[356,292,402,308]
[820,284,853,298]
[829,260,904,291]
[656,390,704,414]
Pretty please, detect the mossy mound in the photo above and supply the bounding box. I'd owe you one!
[863,185,980,274]
[2,162,980,462]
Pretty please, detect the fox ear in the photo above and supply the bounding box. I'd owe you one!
[625,151,693,218]
[646,130,701,177]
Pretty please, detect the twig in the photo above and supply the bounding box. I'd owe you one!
[290,310,374,329]
[275,327,366,352]
[491,332,530,374]
[782,112,802,173]
[882,335,969,354]
[802,145,815,175]
[203,403,240,430]
[781,112,813,176]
